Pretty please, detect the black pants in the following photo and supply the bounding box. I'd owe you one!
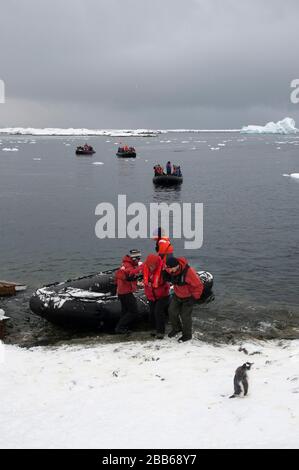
[149,296,170,334]
[115,293,139,332]
[168,295,194,339]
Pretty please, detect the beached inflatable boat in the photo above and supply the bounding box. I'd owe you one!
[29,270,214,329]
[153,174,183,186]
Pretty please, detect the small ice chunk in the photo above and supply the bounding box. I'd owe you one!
[92,162,104,165]
[2,147,19,152]
[283,173,299,179]
[0,309,9,320]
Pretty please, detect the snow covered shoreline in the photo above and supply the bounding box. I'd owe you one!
[1,339,298,449]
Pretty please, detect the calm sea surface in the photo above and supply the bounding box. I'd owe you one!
[0,133,298,345]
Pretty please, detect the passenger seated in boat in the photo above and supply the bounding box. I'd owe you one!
[166,161,172,175]
[172,165,182,177]
[154,164,164,176]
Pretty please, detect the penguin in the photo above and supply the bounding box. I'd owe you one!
[229,362,253,398]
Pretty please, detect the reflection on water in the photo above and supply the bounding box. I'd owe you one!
[152,184,182,203]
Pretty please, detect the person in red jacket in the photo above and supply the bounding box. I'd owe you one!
[114,249,143,334]
[143,254,170,339]
[163,257,204,342]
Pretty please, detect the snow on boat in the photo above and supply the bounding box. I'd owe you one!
[153,174,183,186]
[29,270,214,329]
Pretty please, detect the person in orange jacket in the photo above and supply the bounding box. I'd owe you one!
[143,254,170,339]
[163,257,204,342]
[114,249,143,334]
[153,227,174,262]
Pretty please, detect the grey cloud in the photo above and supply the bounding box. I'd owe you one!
[0,0,299,127]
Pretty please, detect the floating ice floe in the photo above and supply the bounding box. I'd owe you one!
[241,117,298,135]
[2,147,19,152]
[283,173,299,179]
[33,158,41,161]
[92,162,104,165]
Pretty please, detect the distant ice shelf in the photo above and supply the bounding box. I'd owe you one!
[0,128,163,137]
[0,119,297,136]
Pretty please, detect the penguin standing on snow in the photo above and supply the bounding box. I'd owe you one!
[229,362,253,399]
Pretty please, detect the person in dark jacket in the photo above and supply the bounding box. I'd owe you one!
[143,254,170,339]
[166,161,172,175]
[114,249,143,334]
[163,257,203,342]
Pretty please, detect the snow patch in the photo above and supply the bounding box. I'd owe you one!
[0,340,299,448]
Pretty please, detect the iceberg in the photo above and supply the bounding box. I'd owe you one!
[241,117,297,135]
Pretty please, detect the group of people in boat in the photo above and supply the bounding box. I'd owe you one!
[77,143,94,152]
[117,145,136,153]
[114,229,203,342]
[153,161,182,177]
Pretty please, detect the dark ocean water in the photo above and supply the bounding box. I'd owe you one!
[0,132,298,345]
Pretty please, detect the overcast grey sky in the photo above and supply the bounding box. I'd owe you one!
[0,0,299,128]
